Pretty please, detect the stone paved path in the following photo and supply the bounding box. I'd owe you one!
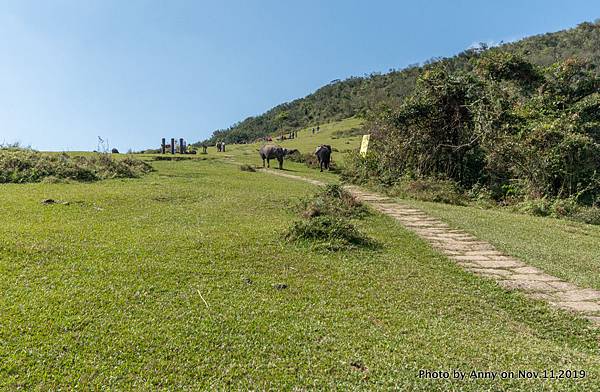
[262,169,600,326]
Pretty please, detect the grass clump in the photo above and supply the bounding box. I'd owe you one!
[0,149,153,183]
[239,164,256,172]
[285,215,377,251]
[287,184,376,251]
[573,207,600,225]
[332,127,364,138]
[286,150,318,168]
[387,177,467,206]
[152,155,192,161]
[287,150,338,171]
[301,184,368,218]
[515,197,600,225]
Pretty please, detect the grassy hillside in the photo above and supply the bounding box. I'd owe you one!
[202,20,600,145]
[216,126,600,301]
[198,117,363,182]
[2,156,600,389]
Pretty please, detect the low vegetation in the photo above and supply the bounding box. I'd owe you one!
[3,151,600,389]
[344,52,600,224]
[0,148,153,183]
[385,177,467,206]
[286,184,375,251]
[152,155,193,161]
[287,150,338,171]
[286,150,319,169]
[300,184,368,218]
[285,215,377,251]
[332,127,363,138]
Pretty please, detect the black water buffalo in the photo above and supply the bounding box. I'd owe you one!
[259,144,297,169]
[315,145,332,172]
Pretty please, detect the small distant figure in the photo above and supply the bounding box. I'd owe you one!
[216,141,221,152]
[317,126,320,132]
[221,142,226,152]
[312,128,315,134]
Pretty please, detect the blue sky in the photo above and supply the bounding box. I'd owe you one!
[1,0,599,151]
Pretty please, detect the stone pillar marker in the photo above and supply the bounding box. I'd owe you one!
[161,138,166,154]
[171,138,175,154]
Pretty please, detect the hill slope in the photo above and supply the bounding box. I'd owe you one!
[201,20,600,145]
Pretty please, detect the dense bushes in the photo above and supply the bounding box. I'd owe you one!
[0,148,153,183]
[342,52,600,223]
[345,52,599,200]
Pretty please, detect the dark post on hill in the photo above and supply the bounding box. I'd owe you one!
[161,137,189,154]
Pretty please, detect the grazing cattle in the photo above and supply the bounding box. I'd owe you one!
[259,145,297,170]
[315,145,332,172]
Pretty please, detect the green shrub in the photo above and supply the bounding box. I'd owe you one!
[345,55,600,208]
[303,153,320,169]
[551,197,580,218]
[287,184,376,250]
[512,197,600,225]
[340,151,387,185]
[515,198,553,217]
[286,150,305,163]
[467,184,496,208]
[388,177,467,205]
[301,184,368,218]
[285,216,377,251]
[572,207,600,225]
[0,149,153,183]
[286,150,319,168]
[286,150,338,171]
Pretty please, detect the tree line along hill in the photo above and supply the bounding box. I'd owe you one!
[197,20,600,146]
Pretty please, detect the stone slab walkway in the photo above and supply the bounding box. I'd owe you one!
[262,169,600,326]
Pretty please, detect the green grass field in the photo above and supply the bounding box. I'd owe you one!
[3,120,600,389]
[207,117,600,297]
[1,154,600,389]
[198,117,363,182]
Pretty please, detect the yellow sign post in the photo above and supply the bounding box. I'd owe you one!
[360,134,370,157]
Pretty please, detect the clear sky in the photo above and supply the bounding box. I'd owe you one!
[1,0,599,151]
